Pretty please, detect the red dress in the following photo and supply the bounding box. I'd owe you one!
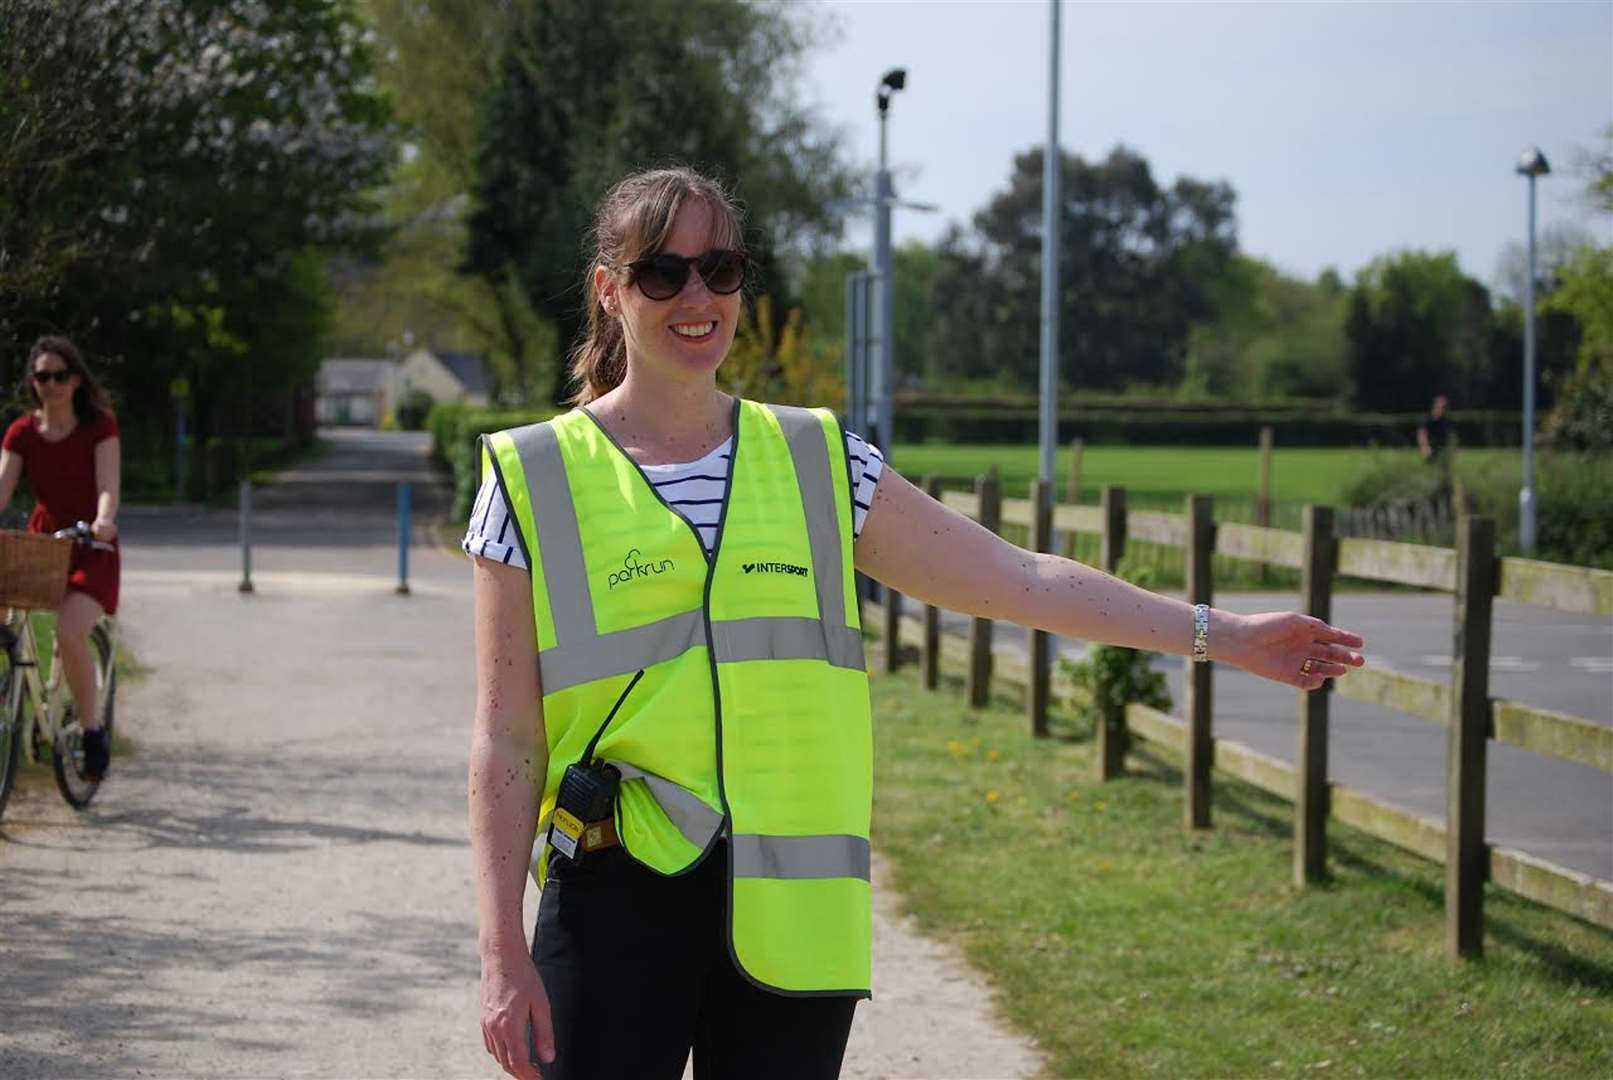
[3,410,121,614]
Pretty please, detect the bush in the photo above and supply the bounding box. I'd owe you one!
[1348,449,1613,568]
[886,397,1520,448]
[1058,562,1173,750]
[1544,356,1613,452]
[427,402,556,521]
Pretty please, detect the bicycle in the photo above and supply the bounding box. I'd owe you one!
[0,521,118,821]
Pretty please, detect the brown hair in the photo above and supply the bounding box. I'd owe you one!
[568,166,746,405]
[27,335,113,425]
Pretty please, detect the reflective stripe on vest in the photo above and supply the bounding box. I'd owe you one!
[484,400,873,995]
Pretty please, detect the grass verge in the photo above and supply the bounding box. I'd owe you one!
[869,665,1613,1078]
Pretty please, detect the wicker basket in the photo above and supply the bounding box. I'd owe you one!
[0,530,72,610]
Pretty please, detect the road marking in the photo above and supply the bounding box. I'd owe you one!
[1420,655,1542,672]
[1570,657,1613,674]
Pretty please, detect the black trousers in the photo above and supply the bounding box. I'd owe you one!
[531,840,859,1080]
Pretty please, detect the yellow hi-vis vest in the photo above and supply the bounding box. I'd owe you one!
[483,398,873,996]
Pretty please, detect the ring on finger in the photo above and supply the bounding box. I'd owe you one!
[1301,658,1315,676]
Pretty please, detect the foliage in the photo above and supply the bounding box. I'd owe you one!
[927,146,1238,393]
[1057,563,1171,751]
[335,1,551,401]
[1459,452,1613,569]
[720,295,843,410]
[1543,356,1613,452]
[1182,257,1351,400]
[0,0,393,492]
[463,0,852,405]
[868,668,1613,1079]
[428,402,557,520]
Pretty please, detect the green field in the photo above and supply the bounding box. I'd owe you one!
[889,443,1510,528]
[869,665,1613,1078]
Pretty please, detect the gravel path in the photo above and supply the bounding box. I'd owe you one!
[0,430,1042,1079]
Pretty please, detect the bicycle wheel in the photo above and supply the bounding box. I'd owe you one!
[52,624,115,808]
[0,641,21,822]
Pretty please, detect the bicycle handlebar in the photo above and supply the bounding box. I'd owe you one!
[52,521,116,553]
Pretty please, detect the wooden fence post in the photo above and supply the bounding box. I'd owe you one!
[1185,494,1215,829]
[923,476,943,691]
[1256,425,1274,582]
[1448,514,1497,960]
[1095,485,1128,778]
[884,579,903,673]
[1029,479,1053,738]
[1295,504,1336,885]
[968,471,1002,709]
[1063,438,1085,560]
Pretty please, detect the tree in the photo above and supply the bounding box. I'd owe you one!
[927,146,1238,393]
[1,0,393,485]
[1344,252,1499,412]
[1181,257,1351,400]
[463,0,853,405]
[333,0,551,402]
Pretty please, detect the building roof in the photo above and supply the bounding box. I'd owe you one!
[434,350,490,397]
[318,358,395,395]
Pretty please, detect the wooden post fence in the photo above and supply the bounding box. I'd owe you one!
[1448,514,1496,960]
[884,582,903,674]
[1095,485,1128,778]
[1029,479,1053,738]
[923,476,943,691]
[1184,494,1214,829]
[1063,437,1085,560]
[1295,505,1336,885]
[968,470,1002,708]
[1256,425,1274,582]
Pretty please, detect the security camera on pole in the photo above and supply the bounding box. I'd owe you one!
[864,67,941,457]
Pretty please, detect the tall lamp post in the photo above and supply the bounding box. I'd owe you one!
[1516,146,1549,554]
[873,68,906,457]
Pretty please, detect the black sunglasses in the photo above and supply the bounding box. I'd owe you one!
[32,369,73,384]
[626,249,747,301]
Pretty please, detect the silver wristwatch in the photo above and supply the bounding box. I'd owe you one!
[1192,603,1210,663]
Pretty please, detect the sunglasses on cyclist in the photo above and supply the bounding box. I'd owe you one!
[32,369,73,384]
[626,249,747,302]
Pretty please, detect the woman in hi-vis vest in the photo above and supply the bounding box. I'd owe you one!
[466,167,1366,1080]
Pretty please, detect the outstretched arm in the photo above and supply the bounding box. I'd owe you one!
[853,469,1364,691]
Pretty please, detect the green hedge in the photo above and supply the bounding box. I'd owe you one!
[428,402,557,521]
[888,398,1520,448]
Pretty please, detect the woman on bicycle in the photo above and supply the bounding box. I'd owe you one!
[466,166,1366,1080]
[0,335,121,781]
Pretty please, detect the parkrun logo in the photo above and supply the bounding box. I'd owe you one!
[743,561,809,577]
[608,548,675,589]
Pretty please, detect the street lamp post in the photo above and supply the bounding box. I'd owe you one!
[1038,0,1062,487]
[873,68,906,457]
[1516,146,1550,554]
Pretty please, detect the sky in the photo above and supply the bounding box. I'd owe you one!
[800,0,1612,289]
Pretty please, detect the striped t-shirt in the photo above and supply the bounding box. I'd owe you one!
[463,430,885,567]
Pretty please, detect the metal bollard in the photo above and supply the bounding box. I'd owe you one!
[396,480,411,596]
[238,480,255,594]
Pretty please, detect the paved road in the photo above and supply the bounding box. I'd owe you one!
[0,428,1040,1079]
[925,590,1612,882]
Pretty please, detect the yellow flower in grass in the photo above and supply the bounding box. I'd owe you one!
[945,739,966,757]
[985,790,1002,804]
[1094,801,1107,812]
[986,749,1002,763]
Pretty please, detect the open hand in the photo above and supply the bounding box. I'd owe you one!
[1220,611,1365,691]
[481,949,554,1079]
